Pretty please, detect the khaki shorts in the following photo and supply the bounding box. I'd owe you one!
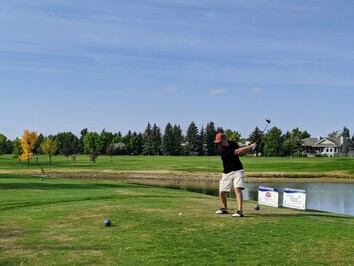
[219,170,245,192]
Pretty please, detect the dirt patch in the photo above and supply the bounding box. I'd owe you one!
[42,170,354,183]
[2,168,353,183]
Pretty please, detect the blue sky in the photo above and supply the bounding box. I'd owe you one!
[1,0,354,140]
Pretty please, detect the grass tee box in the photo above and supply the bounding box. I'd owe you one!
[1,174,353,265]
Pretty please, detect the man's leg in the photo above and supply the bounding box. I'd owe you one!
[220,191,228,209]
[235,187,243,211]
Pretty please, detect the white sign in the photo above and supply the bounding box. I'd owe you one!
[258,186,279,208]
[283,188,306,210]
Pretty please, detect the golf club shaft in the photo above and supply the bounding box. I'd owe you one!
[256,122,270,143]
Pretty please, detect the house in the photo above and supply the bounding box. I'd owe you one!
[302,136,354,157]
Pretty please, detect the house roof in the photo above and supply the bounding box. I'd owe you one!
[303,137,354,149]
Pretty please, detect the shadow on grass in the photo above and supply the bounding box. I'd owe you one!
[250,211,353,219]
[0,181,138,190]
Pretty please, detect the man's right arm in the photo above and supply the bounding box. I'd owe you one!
[234,143,256,156]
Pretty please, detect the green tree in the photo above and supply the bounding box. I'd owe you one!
[130,132,143,155]
[161,123,174,155]
[83,132,100,163]
[142,123,154,155]
[341,127,350,138]
[54,132,79,158]
[152,123,162,155]
[12,138,23,164]
[262,127,284,157]
[106,143,119,162]
[283,128,304,157]
[0,133,7,155]
[224,129,241,142]
[172,124,183,156]
[77,128,88,154]
[34,133,45,154]
[248,127,262,156]
[185,121,200,155]
[116,142,127,155]
[122,130,133,155]
[41,138,56,165]
[99,129,114,155]
[198,126,206,156]
[204,121,218,155]
[328,130,340,138]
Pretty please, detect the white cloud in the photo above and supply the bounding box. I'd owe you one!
[167,85,178,93]
[250,87,264,95]
[209,88,228,95]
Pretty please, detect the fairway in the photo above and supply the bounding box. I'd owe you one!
[1,174,353,265]
[1,155,354,179]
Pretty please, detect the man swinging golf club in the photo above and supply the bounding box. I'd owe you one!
[214,133,257,217]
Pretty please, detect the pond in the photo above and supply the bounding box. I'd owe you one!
[126,179,354,216]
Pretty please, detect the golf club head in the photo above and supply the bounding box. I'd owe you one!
[266,118,271,124]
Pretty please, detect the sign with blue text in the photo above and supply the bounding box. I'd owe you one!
[258,186,279,208]
[283,188,306,210]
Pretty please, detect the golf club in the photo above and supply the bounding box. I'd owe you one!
[255,118,271,143]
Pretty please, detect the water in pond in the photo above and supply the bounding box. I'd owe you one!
[127,179,354,216]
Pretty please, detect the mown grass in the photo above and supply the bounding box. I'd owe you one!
[1,174,353,265]
[1,154,354,178]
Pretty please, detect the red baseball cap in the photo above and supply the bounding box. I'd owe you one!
[214,133,226,143]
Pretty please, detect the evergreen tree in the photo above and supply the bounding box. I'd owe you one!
[172,124,183,155]
[204,121,218,155]
[248,127,262,156]
[142,122,154,155]
[341,127,350,137]
[198,126,206,156]
[185,121,200,155]
[161,123,174,155]
[152,123,162,155]
[130,132,143,155]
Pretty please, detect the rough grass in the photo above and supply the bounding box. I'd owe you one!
[1,174,353,265]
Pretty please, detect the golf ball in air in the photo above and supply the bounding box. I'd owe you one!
[254,205,260,210]
[179,212,183,216]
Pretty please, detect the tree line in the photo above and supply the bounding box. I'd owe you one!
[0,122,352,165]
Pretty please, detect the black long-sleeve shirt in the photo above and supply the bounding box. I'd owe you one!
[218,141,244,174]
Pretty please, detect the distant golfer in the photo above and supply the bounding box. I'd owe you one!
[214,133,256,217]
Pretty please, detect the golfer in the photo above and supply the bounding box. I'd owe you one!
[214,133,256,217]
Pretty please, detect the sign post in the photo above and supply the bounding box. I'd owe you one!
[258,186,279,208]
[283,188,306,210]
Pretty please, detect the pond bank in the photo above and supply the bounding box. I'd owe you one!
[41,170,354,183]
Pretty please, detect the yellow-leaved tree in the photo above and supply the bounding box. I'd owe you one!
[40,138,56,165]
[20,130,38,166]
